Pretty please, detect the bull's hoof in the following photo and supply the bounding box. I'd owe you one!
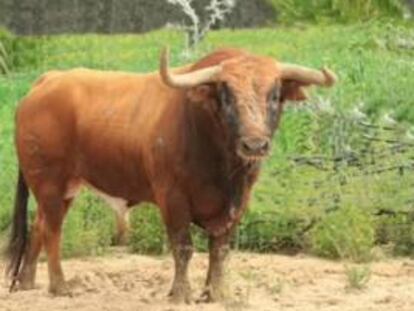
[9,278,34,293]
[13,267,37,291]
[197,286,227,303]
[168,282,192,304]
[18,279,36,291]
[49,282,72,297]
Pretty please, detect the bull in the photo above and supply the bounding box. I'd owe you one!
[6,47,336,302]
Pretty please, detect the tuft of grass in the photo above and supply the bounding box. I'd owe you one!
[344,264,372,290]
[268,278,284,295]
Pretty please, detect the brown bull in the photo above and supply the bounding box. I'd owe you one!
[6,47,336,302]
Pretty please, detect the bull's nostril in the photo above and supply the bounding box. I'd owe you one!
[240,138,270,156]
[242,141,253,152]
[260,140,270,152]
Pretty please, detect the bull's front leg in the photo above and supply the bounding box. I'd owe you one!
[200,233,231,302]
[167,226,194,303]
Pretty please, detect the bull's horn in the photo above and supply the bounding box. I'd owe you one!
[280,63,337,87]
[160,47,222,88]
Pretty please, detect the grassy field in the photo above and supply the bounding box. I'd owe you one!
[1,21,414,260]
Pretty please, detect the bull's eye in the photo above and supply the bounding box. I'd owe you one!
[219,83,232,107]
[217,83,239,132]
[267,87,281,133]
[268,87,280,110]
[218,83,236,118]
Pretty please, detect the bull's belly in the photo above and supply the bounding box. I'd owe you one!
[65,179,127,212]
[74,151,155,204]
[65,177,153,213]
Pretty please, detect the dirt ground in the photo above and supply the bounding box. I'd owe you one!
[1,249,413,311]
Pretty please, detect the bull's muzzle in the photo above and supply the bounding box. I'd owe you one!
[238,136,271,160]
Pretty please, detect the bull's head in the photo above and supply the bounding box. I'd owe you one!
[160,48,337,162]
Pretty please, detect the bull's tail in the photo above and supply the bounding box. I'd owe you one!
[5,169,29,292]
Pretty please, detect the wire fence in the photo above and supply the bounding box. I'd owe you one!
[231,105,414,255]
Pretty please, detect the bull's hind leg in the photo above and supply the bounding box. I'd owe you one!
[43,198,72,296]
[31,181,73,296]
[17,209,45,290]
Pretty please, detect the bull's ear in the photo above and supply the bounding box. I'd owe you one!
[186,84,215,103]
[281,80,309,102]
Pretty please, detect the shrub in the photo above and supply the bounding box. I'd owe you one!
[310,204,375,262]
[236,207,310,253]
[128,204,167,255]
[62,192,116,258]
[375,213,414,256]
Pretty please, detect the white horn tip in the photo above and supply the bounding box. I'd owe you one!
[321,67,338,87]
[159,46,172,86]
[160,47,169,68]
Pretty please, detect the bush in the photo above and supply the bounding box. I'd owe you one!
[127,207,211,254]
[62,192,116,258]
[129,204,167,255]
[376,213,414,256]
[236,209,308,253]
[310,204,375,262]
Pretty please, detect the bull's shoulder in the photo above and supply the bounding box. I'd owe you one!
[18,69,86,113]
[29,69,80,95]
[32,70,63,87]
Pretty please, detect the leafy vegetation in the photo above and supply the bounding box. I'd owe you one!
[1,20,414,261]
[268,0,408,22]
[344,264,372,290]
[0,28,12,74]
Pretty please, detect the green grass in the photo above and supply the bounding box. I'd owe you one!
[1,21,414,260]
[267,0,407,22]
[344,264,372,290]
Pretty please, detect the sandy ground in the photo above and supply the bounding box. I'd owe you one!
[1,249,414,311]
